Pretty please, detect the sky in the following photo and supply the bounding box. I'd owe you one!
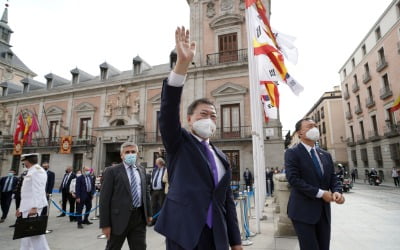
[6,0,394,133]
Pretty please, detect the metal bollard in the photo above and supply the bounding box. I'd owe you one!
[238,194,253,246]
[91,192,100,220]
[45,194,53,234]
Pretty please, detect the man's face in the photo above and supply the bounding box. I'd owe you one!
[298,119,317,140]
[120,145,138,160]
[42,163,49,170]
[187,103,217,128]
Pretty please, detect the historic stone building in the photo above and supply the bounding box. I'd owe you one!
[339,0,400,181]
[0,0,284,186]
[304,86,348,166]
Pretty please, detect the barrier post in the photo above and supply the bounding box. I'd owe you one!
[45,194,53,234]
[91,192,100,220]
[238,193,253,246]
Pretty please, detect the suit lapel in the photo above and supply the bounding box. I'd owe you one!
[298,143,321,179]
[119,164,132,195]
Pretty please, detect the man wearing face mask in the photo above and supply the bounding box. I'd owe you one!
[0,169,18,222]
[75,166,95,229]
[100,142,152,250]
[155,27,242,250]
[285,118,345,250]
[58,166,76,221]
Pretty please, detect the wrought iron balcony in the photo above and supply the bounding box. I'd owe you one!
[356,134,367,144]
[365,96,375,108]
[352,82,359,93]
[346,137,356,147]
[380,86,393,100]
[343,90,350,100]
[376,57,388,72]
[383,123,400,138]
[354,104,362,115]
[362,72,371,83]
[0,136,97,151]
[345,111,352,120]
[206,49,248,66]
[368,130,381,142]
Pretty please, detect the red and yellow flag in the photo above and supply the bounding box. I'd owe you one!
[390,95,400,112]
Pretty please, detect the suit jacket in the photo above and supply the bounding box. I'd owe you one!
[45,170,55,194]
[75,174,95,201]
[154,79,241,250]
[150,167,166,191]
[59,172,76,192]
[284,143,341,224]
[99,163,152,235]
[0,175,18,193]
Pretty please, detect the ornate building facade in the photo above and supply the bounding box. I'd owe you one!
[0,0,284,186]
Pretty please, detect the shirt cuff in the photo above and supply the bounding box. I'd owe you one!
[316,189,324,198]
[167,71,186,87]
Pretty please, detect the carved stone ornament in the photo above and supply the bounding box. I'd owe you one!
[221,0,233,11]
[105,99,113,117]
[206,2,216,18]
[239,0,245,10]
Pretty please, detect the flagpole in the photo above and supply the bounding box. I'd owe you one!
[245,5,267,234]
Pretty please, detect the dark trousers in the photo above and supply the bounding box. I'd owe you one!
[76,195,92,224]
[291,214,331,250]
[393,177,399,186]
[61,188,76,219]
[0,191,12,219]
[40,195,50,216]
[151,190,165,220]
[166,225,216,250]
[105,208,146,250]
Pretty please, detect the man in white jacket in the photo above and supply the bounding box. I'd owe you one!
[16,153,50,250]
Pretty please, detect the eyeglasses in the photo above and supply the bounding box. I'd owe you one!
[124,151,136,154]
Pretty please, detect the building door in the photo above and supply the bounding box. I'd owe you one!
[223,150,240,181]
[105,143,122,168]
[218,33,238,63]
[73,153,83,172]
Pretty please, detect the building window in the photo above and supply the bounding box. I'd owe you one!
[221,104,240,138]
[11,155,21,174]
[349,125,355,143]
[351,150,357,167]
[371,115,378,136]
[362,44,366,56]
[375,26,381,41]
[73,153,83,172]
[218,33,238,63]
[223,150,240,181]
[41,154,50,165]
[156,111,161,141]
[101,68,107,80]
[389,143,400,166]
[359,121,365,140]
[322,122,326,134]
[373,146,383,168]
[48,120,59,141]
[321,107,324,119]
[343,69,347,77]
[360,148,368,167]
[115,119,125,126]
[79,117,91,139]
[72,73,79,84]
[364,63,369,74]
[351,58,355,68]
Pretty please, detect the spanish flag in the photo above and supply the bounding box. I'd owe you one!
[390,95,400,112]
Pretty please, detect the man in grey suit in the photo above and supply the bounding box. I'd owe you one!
[100,142,152,250]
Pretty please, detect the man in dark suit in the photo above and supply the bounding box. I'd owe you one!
[41,162,54,216]
[99,142,152,250]
[150,157,166,225]
[285,118,345,250]
[76,166,95,229]
[58,166,76,221]
[155,27,242,250]
[0,169,18,222]
[243,168,253,191]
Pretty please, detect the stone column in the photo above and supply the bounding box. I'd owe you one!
[273,173,296,237]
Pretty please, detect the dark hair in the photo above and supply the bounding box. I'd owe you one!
[187,98,215,116]
[295,118,313,132]
[27,156,38,165]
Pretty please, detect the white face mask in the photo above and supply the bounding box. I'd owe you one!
[305,127,320,141]
[76,173,82,177]
[192,118,216,139]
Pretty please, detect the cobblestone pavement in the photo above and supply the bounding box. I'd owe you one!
[0,181,399,250]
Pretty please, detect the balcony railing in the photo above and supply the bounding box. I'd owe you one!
[352,82,359,93]
[380,86,393,100]
[0,136,97,150]
[365,96,375,108]
[346,137,356,147]
[356,134,367,144]
[354,104,362,115]
[206,49,248,66]
[368,130,381,142]
[343,90,350,100]
[376,57,388,72]
[140,126,255,144]
[345,111,352,120]
[383,123,400,138]
[362,72,371,83]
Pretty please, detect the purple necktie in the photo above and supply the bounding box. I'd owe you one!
[201,140,218,228]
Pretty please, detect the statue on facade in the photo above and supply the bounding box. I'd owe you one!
[105,99,113,117]
[132,97,140,114]
[221,0,233,11]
